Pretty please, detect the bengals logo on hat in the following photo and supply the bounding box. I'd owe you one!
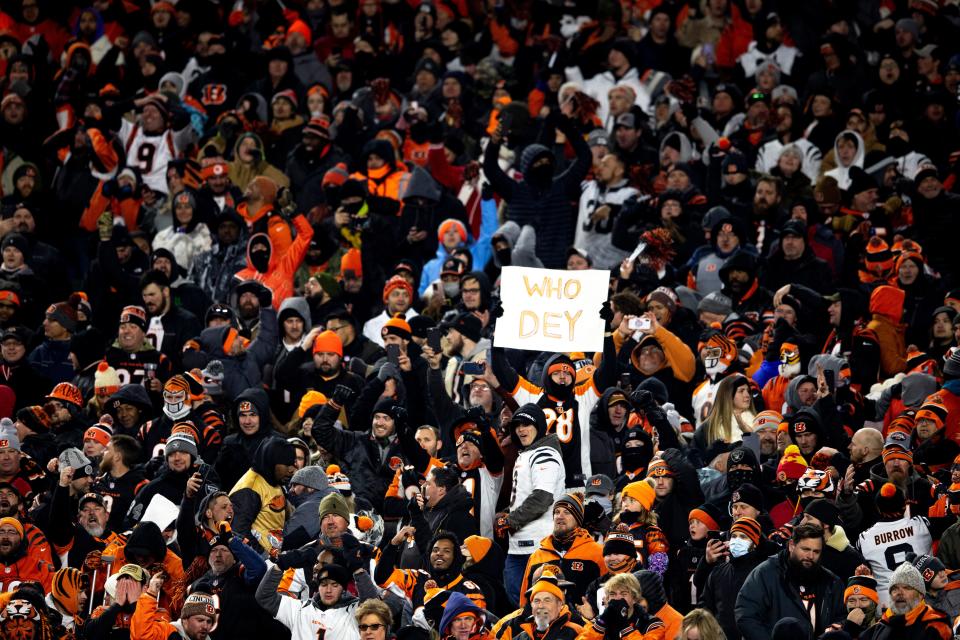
[777,471,787,481]
[389,456,403,471]
[853,586,861,594]
[238,401,253,412]
[923,568,935,582]
[793,422,807,433]
[570,561,584,572]
[590,477,602,486]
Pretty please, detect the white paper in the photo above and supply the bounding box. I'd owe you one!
[141,494,179,533]
[494,266,608,353]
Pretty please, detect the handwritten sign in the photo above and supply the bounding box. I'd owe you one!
[495,266,608,353]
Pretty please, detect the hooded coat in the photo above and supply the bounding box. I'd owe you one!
[233,214,314,309]
[214,388,275,491]
[230,436,295,552]
[823,129,865,191]
[865,286,907,378]
[228,132,290,191]
[189,306,278,402]
[588,387,628,480]
[505,403,566,555]
[482,117,592,269]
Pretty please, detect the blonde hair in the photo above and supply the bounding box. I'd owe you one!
[703,374,754,445]
[355,599,392,627]
[681,608,726,640]
[604,573,642,600]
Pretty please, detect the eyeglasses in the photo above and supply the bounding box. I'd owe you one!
[358,624,385,631]
[327,324,349,331]
[461,288,481,294]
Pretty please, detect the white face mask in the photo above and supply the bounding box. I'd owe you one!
[163,390,190,420]
[728,537,752,558]
[705,359,729,378]
[778,361,801,378]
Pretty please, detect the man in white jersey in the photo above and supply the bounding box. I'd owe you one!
[857,482,932,607]
[118,95,195,195]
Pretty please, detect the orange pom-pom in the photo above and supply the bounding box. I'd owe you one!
[326,464,341,475]
[880,482,897,498]
[356,516,373,531]
[97,361,110,372]
[717,137,731,151]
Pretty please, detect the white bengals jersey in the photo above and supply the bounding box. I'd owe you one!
[507,443,565,555]
[857,515,932,606]
[120,119,192,193]
[692,378,721,426]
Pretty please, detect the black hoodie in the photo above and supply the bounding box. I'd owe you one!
[214,388,274,490]
[589,387,629,480]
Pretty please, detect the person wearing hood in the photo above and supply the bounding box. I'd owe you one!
[271,296,312,420]
[650,449,705,556]
[105,384,155,438]
[350,138,409,207]
[419,217,475,298]
[229,131,289,193]
[151,190,213,273]
[313,385,406,511]
[494,403,566,607]
[487,221,544,282]
[762,219,835,295]
[618,310,697,419]
[186,288,278,401]
[517,492,606,606]
[229,436,297,553]
[687,209,752,295]
[104,521,185,607]
[233,209,314,310]
[588,388,631,481]
[213,388,274,491]
[483,115,591,269]
[125,430,219,526]
[864,285,907,379]
[491,334,617,488]
[436,589,494,640]
[824,129,866,191]
[400,166,471,268]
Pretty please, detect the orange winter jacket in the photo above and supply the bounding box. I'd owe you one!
[865,285,906,377]
[233,214,314,309]
[518,529,607,606]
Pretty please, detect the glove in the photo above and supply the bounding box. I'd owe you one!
[599,301,614,331]
[276,546,319,571]
[680,100,698,123]
[407,495,422,516]
[599,598,629,634]
[348,357,368,378]
[378,362,400,382]
[583,500,606,528]
[331,384,356,406]
[401,465,423,489]
[494,512,513,538]
[216,521,233,545]
[629,389,657,413]
[341,539,373,573]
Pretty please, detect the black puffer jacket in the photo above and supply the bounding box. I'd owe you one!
[734,549,845,640]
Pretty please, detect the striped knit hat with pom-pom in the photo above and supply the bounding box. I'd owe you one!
[916,394,948,430]
[94,362,121,397]
[875,482,906,518]
[776,445,808,483]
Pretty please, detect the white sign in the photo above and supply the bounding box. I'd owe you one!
[494,266,608,353]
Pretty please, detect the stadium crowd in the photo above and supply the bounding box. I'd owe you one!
[2,0,960,639]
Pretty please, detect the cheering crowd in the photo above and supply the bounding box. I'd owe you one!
[4,0,960,639]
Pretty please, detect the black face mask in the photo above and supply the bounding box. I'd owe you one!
[618,510,640,525]
[727,468,757,492]
[527,163,553,188]
[251,248,270,272]
[886,137,908,157]
[304,251,325,266]
[341,200,363,215]
[622,449,650,474]
[496,247,512,266]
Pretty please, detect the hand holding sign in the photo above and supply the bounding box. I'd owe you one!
[494,266,609,353]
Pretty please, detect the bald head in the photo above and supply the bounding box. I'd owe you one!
[850,428,883,464]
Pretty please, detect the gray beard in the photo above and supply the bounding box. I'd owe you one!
[84,523,105,538]
[889,600,914,615]
[534,612,551,632]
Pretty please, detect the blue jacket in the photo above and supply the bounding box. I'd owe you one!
[27,338,74,384]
